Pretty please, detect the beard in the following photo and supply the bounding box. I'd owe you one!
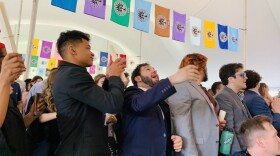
[202,70,208,82]
[140,76,154,87]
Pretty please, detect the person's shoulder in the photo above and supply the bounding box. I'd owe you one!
[231,150,251,156]
[125,86,140,93]
[12,81,20,87]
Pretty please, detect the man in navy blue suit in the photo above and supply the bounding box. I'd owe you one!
[120,63,199,156]
[244,70,280,132]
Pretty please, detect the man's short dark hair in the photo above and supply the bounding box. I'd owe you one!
[239,115,271,148]
[219,63,243,85]
[211,81,222,95]
[131,63,149,87]
[56,30,90,58]
[245,70,262,90]
[32,75,43,82]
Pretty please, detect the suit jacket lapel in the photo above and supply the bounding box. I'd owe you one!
[225,87,251,118]
[189,81,216,114]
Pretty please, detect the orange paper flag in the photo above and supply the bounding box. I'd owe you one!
[154,5,170,37]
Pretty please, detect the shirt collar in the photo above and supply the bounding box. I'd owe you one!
[138,87,148,91]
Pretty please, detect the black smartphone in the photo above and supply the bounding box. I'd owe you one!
[34,93,43,116]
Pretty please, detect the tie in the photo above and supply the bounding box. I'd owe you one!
[200,85,218,116]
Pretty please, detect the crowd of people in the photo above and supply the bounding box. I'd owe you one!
[1,30,280,156]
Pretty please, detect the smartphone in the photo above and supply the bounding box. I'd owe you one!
[34,93,43,116]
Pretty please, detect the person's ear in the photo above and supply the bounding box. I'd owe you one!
[255,137,265,148]
[68,44,77,55]
[135,76,141,83]
[228,77,234,83]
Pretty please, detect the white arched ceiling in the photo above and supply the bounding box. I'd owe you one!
[1,0,280,90]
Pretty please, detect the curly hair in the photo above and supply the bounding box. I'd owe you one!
[179,53,208,71]
[43,68,58,113]
[245,70,262,90]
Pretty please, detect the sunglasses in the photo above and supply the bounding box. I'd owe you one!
[232,72,247,78]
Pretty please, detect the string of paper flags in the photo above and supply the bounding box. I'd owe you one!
[51,0,239,52]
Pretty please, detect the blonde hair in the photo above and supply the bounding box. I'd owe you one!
[259,83,268,97]
[43,68,58,112]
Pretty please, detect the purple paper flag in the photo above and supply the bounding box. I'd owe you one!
[89,64,96,74]
[84,0,106,19]
[172,11,186,42]
[40,41,53,59]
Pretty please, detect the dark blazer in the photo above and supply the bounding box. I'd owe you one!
[53,61,124,156]
[215,87,251,154]
[121,78,176,156]
[244,90,280,130]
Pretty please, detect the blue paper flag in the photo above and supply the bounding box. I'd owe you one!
[51,0,78,12]
[133,0,151,33]
[218,24,228,49]
[100,52,108,67]
[229,27,239,52]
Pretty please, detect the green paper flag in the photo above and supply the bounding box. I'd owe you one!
[110,0,130,27]
[30,56,38,67]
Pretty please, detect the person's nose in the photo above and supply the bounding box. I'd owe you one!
[277,136,280,143]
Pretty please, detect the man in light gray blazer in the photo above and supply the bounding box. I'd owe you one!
[215,63,252,154]
[168,53,226,156]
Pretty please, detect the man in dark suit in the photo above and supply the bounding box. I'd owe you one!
[215,63,252,154]
[121,63,199,156]
[52,30,126,156]
[244,70,280,131]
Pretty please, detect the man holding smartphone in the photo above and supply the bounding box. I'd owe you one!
[53,30,126,156]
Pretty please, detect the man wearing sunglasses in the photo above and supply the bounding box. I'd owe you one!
[215,63,252,154]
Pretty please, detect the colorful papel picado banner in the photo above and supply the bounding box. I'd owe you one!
[133,0,151,33]
[218,24,228,50]
[84,0,106,19]
[189,16,201,46]
[204,20,216,48]
[172,11,186,42]
[51,0,78,12]
[110,0,130,26]
[154,5,170,37]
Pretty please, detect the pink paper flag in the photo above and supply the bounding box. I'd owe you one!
[89,64,96,74]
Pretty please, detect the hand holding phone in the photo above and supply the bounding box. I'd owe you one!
[33,93,44,116]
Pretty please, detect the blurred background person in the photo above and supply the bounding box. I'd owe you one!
[244,70,280,134]
[211,81,224,96]
[94,73,119,156]
[0,53,44,156]
[22,78,32,116]
[259,82,274,107]
[123,72,130,89]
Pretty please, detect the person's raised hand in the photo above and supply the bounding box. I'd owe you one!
[106,58,126,77]
[0,53,26,84]
[168,65,199,85]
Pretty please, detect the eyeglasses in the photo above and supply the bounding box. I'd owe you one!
[232,72,247,78]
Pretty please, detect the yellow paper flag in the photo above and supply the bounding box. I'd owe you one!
[47,58,57,70]
[204,20,216,48]
[31,38,39,56]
